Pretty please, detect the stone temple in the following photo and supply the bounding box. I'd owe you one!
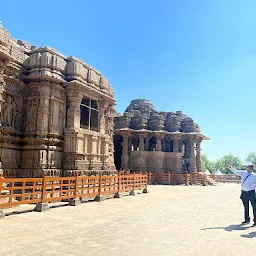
[0,23,209,178]
[0,24,115,177]
[114,99,209,174]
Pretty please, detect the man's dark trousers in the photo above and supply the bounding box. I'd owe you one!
[241,190,256,222]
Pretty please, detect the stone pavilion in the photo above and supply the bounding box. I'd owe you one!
[114,99,209,174]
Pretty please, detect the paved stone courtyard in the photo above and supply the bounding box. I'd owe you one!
[1,184,255,256]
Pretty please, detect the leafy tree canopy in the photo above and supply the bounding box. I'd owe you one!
[201,153,248,174]
[246,152,256,165]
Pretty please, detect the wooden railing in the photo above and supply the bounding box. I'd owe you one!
[0,173,148,210]
[147,172,207,186]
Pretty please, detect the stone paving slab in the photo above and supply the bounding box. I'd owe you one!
[0,184,254,256]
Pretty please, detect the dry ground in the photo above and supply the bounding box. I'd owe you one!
[0,184,255,256]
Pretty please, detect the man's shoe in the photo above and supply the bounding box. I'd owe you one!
[241,220,250,224]
[251,223,256,227]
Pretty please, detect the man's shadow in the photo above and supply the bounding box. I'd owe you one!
[241,231,256,238]
[201,224,250,232]
[201,224,256,238]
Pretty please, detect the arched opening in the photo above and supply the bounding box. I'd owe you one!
[163,138,170,152]
[114,135,122,170]
[149,136,156,151]
[169,140,174,152]
[181,140,189,173]
[80,97,99,132]
[132,137,139,151]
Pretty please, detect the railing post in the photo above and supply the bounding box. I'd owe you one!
[69,171,81,206]
[114,171,123,198]
[143,172,149,193]
[203,174,207,186]
[95,173,105,202]
[130,172,137,196]
[0,172,4,219]
[133,172,136,189]
[148,172,152,185]
[35,172,49,212]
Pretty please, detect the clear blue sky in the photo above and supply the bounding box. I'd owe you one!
[1,0,256,162]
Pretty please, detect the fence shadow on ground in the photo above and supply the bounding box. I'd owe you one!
[201,224,251,232]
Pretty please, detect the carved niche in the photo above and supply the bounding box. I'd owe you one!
[105,105,114,137]
[0,93,16,129]
[25,89,39,132]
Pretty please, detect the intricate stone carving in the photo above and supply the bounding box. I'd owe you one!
[114,100,209,173]
[1,94,15,128]
[0,24,116,177]
[27,98,39,126]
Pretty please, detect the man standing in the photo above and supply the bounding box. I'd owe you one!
[227,163,256,226]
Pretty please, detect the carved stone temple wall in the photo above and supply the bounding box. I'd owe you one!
[114,99,209,174]
[0,24,115,177]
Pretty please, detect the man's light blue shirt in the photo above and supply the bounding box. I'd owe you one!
[230,167,256,191]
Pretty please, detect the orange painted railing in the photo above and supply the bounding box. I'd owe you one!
[0,173,147,209]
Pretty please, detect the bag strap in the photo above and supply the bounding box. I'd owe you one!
[242,174,252,186]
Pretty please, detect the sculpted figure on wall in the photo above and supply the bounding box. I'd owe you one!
[27,98,39,127]
[1,94,15,128]
[105,106,114,137]
[14,107,22,130]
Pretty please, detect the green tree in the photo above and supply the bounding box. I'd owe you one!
[215,154,243,174]
[201,154,216,173]
[246,152,256,165]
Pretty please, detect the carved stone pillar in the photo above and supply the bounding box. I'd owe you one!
[156,138,161,151]
[189,137,196,173]
[173,137,179,153]
[121,134,129,170]
[138,134,146,151]
[196,138,203,173]
[37,86,50,133]
[98,101,108,134]
[0,66,5,127]
[155,133,164,152]
[66,94,83,129]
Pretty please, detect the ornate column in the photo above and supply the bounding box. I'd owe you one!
[98,101,108,134]
[138,133,146,151]
[196,137,203,173]
[37,86,51,133]
[0,66,5,117]
[105,105,115,168]
[121,132,130,170]
[173,135,181,153]
[189,136,196,173]
[155,132,164,151]
[66,90,83,129]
